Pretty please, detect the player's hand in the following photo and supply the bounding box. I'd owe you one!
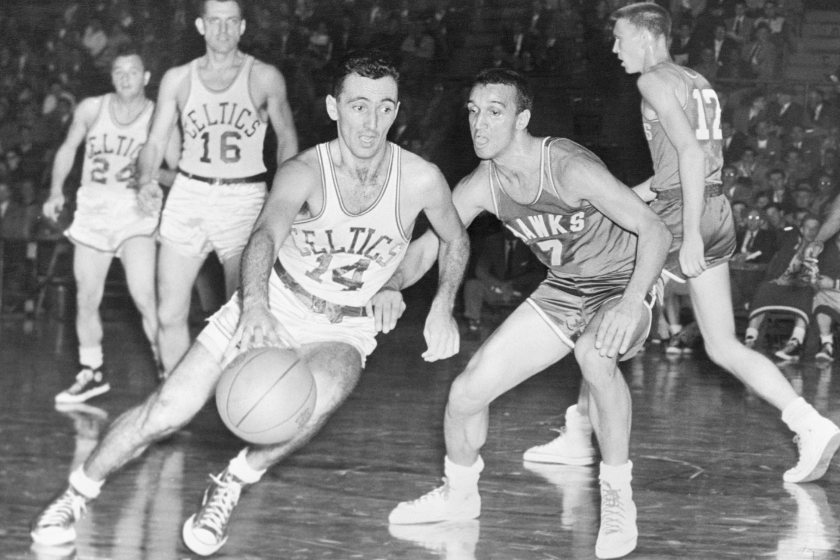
[805,241,824,260]
[42,193,65,221]
[422,304,459,362]
[137,181,163,215]
[679,233,707,278]
[225,302,299,359]
[594,296,644,358]
[366,287,406,334]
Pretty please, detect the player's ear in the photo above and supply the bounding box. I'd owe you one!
[516,109,531,131]
[143,71,151,87]
[239,18,246,34]
[195,17,205,36]
[326,95,338,121]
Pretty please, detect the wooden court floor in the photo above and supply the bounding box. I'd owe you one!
[1,291,839,560]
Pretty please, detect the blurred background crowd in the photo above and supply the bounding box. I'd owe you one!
[1,0,839,359]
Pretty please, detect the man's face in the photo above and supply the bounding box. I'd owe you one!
[612,18,646,75]
[769,172,785,190]
[197,0,245,54]
[802,218,821,241]
[468,83,525,160]
[111,54,148,98]
[746,210,763,231]
[766,206,783,227]
[327,74,399,160]
[794,188,813,209]
[722,167,737,185]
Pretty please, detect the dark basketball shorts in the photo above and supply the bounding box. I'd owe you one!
[526,270,657,361]
[651,189,736,283]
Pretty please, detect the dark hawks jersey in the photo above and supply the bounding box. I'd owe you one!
[642,62,723,194]
[489,137,637,279]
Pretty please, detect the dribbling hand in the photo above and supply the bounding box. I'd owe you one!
[42,193,65,222]
[367,287,406,334]
[225,303,299,360]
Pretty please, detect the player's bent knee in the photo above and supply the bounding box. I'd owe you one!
[447,372,493,416]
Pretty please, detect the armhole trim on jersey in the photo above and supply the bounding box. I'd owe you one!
[393,146,410,242]
[489,162,501,217]
[181,61,196,120]
[245,56,267,124]
[544,137,561,198]
[89,94,109,132]
[294,144,328,225]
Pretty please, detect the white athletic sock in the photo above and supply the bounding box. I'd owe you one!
[227,448,267,484]
[567,404,593,434]
[599,460,633,488]
[791,327,806,344]
[69,467,104,499]
[79,346,103,370]
[782,397,820,433]
[745,327,759,340]
[444,455,483,492]
[821,334,834,345]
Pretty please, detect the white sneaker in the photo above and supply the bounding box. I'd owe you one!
[523,426,596,465]
[31,487,89,546]
[784,417,840,483]
[389,478,481,525]
[182,469,246,556]
[595,481,638,559]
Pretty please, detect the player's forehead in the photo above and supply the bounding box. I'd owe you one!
[469,83,516,109]
[203,0,242,19]
[338,74,398,104]
[112,54,144,72]
[612,18,637,38]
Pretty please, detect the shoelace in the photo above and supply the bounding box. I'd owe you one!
[195,473,242,536]
[37,490,86,528]
[405,478,450,506]
[68,368,98,393]
[599,482,627,535]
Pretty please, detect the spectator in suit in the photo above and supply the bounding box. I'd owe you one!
[670,21,698,66]
[748,119,782,161]
[462,228,546,332]
[754,0,793,51]
[726,1,754,46]
[744,214,821,360]
[810,233,840,361]
[741,23,778,81]
[768,86,805,134]
[722,120,748,163]
[812,174,837,218]
[766,167,796,214]
[735,206,778,264]
[724,164,754,202]
[783,147,814,186]
[807,89,840,136]
[707,22,738,68]
[784,124,821,169]
[693,46,719,83]
[732,92,767,136]
[735,146,770,188]
[765,202,787,231]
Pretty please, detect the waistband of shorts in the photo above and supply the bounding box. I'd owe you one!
[655,183,723,201]
[273,260,368,323]
[177,168,267,185]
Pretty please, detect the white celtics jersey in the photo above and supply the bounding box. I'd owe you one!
[81,94,153,188]
[278,142,410,308]
[179,55,267,178]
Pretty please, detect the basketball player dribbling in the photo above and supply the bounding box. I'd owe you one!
[136,0,299,376]
[30,52,469,557]
[386,68,672,560]
[44,46,179,404]
[525,2,840,486]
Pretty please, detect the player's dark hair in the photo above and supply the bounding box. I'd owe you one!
[611,2,672,41]
[111,43,145,69]
[332,51,400,98]
[471,68,533,114]
[196,0,246,18]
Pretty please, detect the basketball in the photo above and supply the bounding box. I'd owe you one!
[216,347,317,445]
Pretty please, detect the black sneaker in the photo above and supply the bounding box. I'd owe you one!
[55,366,110,404]
[815,342,834,362]
[182,469,247,556]
[774,339,802,361]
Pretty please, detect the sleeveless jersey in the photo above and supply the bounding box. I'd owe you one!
[81,94,153,188]
[278,142,410,308]
[179,55,267,178]
[642,63,723,193]
[490,138,637,279]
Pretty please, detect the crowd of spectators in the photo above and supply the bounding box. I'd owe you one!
[1,0,840,356]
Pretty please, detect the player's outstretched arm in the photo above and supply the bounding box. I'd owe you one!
[227,158,316,356]
[44,98,96,220]
[639,71,706,278]
[136,67,186,214]
[565,149,672,358]
[258,62,299,166]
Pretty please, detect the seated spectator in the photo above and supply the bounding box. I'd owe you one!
[732,199,749,233]
[734,146,769,189]
[767,86,805,135]
[726,2,754,47]
[731,206,778,308]
[724,164,753,203]
[741,23,777,81]
[765,167,795,213]
[722,120,748,164]
[692,46,719,83]
[785,124,821,169]
[462,228,545,332]
[810,235,840,361]
[747,118,782,161]
[733,91,768,136]
[806,89,839,136]
[812,174,837,218]
[754,1,793,51]
[783,147,814,186]
[743,214,821,360]
[670,21,697,66]
[765,202,787,231]
[0,179,35,311]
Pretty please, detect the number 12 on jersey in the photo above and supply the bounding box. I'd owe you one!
[692,89,722,141]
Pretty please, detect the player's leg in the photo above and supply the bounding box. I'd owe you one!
[744,312,765,348]
[157,244,205,375]
[575,297,647,560]
[119,235,159,363]
[389,303,571,525]
[32,342,222,546]
[55,245,114,404]
[690,263,840,482]
[182,340,364,555]
[815,310,835,361]
[775,316,808,361]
